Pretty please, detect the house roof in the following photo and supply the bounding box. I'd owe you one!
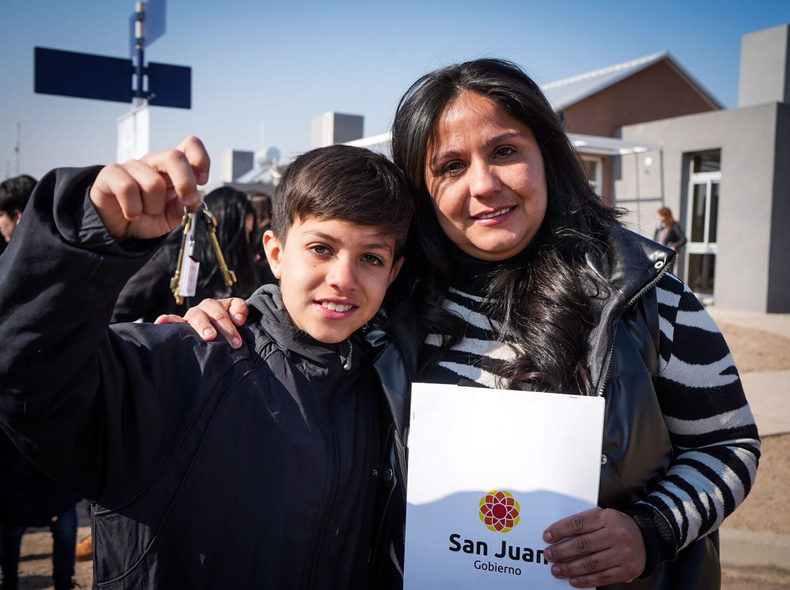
[541,51,723,111]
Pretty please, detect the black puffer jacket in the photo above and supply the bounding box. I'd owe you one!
[0,167,380,589]
[0,432,81,527]
[365,226,722,590]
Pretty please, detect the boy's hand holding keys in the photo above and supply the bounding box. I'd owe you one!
[89,137,210,242]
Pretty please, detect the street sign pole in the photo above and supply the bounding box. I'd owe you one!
[120,1,151,162]
[133,1,146,106]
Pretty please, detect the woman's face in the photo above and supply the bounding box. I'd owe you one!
[423,91,548,261]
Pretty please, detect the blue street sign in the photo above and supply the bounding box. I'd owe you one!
[36,1,188,111]
[34,47,133,104]
[148,62,191,109]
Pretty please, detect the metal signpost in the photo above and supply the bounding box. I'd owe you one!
[33,0,190,163]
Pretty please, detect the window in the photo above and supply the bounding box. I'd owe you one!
[582,157,602,194]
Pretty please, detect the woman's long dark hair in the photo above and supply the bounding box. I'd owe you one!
[391,58,622,394]
[198,187,259,300]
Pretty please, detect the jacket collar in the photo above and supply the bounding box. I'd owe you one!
[586,223,675,309]
[584,224,675,396]
[246,285,359,377]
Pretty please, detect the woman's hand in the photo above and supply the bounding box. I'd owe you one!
[154,297,249,348]
[90,137,209,242]
[543,507,646,588]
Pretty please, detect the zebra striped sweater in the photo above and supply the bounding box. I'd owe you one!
[421,272,761,566]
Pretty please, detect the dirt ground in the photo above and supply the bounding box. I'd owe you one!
[716,321,790,537]
[717,322,790,374]
[9,322,790,589]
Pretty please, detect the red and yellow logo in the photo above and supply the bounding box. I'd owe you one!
[479,490,521,533]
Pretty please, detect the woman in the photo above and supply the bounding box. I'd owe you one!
[194,186,260,301]
[654,206,687,254]
[169,59,759,589]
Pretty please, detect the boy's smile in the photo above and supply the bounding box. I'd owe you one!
[263,217,403,344]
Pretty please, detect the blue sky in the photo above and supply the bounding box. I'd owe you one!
[1,0,789,184]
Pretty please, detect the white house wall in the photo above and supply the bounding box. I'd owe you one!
[621,103,782,312]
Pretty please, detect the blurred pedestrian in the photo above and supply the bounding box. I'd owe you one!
[247,190,278,286]
[654,206,687,254]
[0,175,37,246]
[195,187,260,301]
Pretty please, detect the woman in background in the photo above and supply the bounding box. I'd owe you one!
[194,187,259,302]
[654,206,687,254]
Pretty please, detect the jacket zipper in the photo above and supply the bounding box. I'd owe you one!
[364,316,412,479]
[596,260,672,397]
[306,372,344,589]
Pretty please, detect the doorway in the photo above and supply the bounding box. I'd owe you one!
[685,151,720,297]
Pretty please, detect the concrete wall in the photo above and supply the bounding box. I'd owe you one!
[739,25,790,107]
[621,104,781,312]
[612,149,664,235]
[220,149,254,183]
[767,102,790,312]
[311,112,364,148]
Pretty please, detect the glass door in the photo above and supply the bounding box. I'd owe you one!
[685,152,720,296]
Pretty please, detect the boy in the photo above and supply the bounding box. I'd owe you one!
[0,138,413,589]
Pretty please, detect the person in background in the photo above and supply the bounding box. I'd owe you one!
[195,187,259,301]
[0,175,37,246]
[0,174,80,590]
[247,191,278,286]
[653,206,687,254]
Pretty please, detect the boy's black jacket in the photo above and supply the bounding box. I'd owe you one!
[0,167,381,589]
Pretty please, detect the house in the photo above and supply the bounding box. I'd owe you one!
[619,24,790,312]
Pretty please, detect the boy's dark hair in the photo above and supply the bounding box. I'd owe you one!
[0,175,37,215]
[271,145,414,257]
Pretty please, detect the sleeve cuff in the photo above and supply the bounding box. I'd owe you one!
[624,503,678,578]
[80,186,165,256]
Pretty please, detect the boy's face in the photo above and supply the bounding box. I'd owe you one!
[263,216,403,343]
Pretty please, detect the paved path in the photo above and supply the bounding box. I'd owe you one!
[707,306,790,437]
[707,307,790,581]
[739,370,790,436]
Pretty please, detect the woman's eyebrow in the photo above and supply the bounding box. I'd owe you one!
[429,131,527,167]
[482,131,527,150]
[429,149,462,168]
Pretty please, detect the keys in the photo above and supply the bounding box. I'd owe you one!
[200,209,238,288]
[170,205,237,305]
[170,209,194,305]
